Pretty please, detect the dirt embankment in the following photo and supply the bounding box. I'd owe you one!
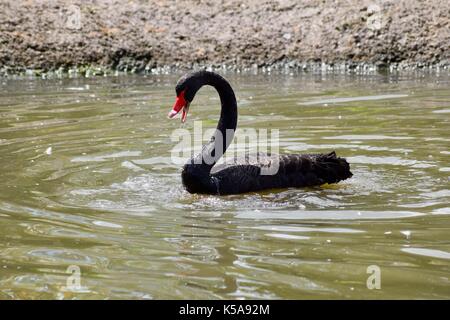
[0,0,449,74]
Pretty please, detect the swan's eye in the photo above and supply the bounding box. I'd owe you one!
[168,89,190,123]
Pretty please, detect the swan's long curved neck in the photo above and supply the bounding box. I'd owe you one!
[182,72,237,193]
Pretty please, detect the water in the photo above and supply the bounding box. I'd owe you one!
[0,72,449,299]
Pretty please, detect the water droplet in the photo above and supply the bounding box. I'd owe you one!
[401,230,411,240]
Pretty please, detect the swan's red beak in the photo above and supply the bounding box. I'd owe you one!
[168,90,189,123]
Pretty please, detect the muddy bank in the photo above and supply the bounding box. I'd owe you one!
[0,0,449,75]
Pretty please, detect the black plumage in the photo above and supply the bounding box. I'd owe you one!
[170,71,352,195]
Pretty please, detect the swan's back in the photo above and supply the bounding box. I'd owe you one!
[211,151,352,195]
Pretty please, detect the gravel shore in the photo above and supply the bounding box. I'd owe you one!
[0,0,449,75]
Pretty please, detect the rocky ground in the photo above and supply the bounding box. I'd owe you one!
[0,0,449,75]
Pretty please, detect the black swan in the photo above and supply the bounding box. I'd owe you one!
[168,71,352,195]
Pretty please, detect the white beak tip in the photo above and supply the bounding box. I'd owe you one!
[168,110,178,118]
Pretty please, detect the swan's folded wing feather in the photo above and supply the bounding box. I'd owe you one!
[209,151,351,194]
[211,152,320,176]
[210,152,278,174]
[211,151,351,181]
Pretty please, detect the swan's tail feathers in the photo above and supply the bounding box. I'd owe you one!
[314,151,352,184]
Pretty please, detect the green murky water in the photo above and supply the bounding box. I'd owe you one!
[0,72,449,299]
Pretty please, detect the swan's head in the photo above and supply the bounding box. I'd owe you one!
[168,72,204,123]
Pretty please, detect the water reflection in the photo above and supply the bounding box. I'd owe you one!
[0,72,449,299]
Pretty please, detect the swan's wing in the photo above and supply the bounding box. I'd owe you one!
[212,151,352,183]
[210,152,278,174]
[209,152,321,194]
[273,151,352,183]
[211,152,325,174]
